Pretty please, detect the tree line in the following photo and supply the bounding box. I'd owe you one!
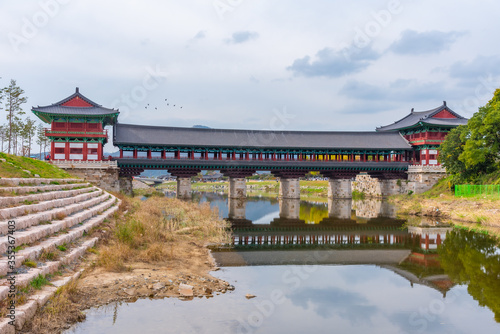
[0,79,51,158]
[439,89,500,184]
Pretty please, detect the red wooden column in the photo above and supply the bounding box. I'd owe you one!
[98,142,103,161]
[161,150,166,159]
[133,148,138,159]
[425,234,429,250]
[232,151,236,160]
[51,141,55,160]
[147,149,152,159]
[120,149,124,159]
[83,142,88,161]
[219,150,223,160]
[246,152,250,161]
[65,143,70,160]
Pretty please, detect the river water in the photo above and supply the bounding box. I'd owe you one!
[67,192,500,334]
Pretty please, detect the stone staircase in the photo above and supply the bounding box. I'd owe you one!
[0,178,121,333]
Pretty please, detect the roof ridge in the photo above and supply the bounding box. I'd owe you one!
[51,87,102,108]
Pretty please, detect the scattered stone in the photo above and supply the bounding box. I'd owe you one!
[124,288,137,296]
[245,294,256,299]
[212,267,220,271]
[179,283,194,297]
[152,282,165,291]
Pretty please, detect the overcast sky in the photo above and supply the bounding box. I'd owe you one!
[2,0,500,151]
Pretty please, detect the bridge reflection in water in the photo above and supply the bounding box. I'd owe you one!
[205,194,454,295]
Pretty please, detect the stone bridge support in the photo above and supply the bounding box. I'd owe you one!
[169,169,201,199]
[176,177,192,199]
[273,171,307,200]
[279,178,300,199]
[221,169,255,199]
[328,179,352,199]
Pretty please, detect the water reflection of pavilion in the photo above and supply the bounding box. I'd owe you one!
[216,197,455,296]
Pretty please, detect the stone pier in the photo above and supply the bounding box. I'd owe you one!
[279,178,300,199]
[328,179,352,199]
[228,177,247,199]
[328,198,352,219]
[176,177,192,199]
[279,198,301,219]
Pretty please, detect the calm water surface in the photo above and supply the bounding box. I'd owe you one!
[67,192,500,334]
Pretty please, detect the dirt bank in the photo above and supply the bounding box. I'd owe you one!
[391,193,500,229]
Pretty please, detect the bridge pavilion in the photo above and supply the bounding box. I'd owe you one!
[32,88,468,198]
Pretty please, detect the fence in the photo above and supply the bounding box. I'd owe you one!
[455,184,500,197]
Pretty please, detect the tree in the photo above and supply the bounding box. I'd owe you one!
[36,123,46,159]
[459,88,500,173]
[20,117,36,157]
[3,79,27,155]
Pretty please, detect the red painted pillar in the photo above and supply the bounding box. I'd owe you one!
[120,149,124,159]
[350,153,354,162]
[162,150,166,159]
[246,152,250,161]
[147,149,152,159]
[51,141,55,160]
[219,151,223,160]
[436,233,442,246]
[425,234,429,250]
[133,148,138,159]
[65,143,70,160]
[232,152,236,160]
[176,150,180,159]
[83,142,88,161]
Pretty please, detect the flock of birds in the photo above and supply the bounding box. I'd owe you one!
[144,98,183,110]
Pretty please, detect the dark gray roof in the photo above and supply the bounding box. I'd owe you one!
[114,123,412,150]
[377,103,468,132]
[33,106,118,116]
[32,87,118,116]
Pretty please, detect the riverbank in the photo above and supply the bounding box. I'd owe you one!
[21,192,233,334]
[391,188,500,238]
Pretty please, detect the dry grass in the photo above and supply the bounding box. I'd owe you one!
[26,279,85,334]
[96,196,230,272]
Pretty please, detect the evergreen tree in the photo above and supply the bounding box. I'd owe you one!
[3,79,27,155]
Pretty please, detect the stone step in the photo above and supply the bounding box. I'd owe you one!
[0,178,82,187]
[0,201,120,277]
[0,182,91,196]
[0,188,102,219]
[0,195,117,258]
[0,269,84,333]
[0,238,99,303]
[0,186,96,209]
[0,192,112,236]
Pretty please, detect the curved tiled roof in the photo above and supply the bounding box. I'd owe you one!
[32,87,119,116]
[114,123,412,150]
[376,103,468,132]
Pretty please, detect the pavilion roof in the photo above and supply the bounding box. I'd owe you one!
[32,87,119,123]
[114,123,413,150]
[376,102,468,132]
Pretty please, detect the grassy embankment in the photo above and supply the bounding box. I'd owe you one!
[391,175,500,238]
[96,189,231,271]
[0,152,73,179]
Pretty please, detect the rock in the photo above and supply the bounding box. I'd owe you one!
[179,283,194,296]
[152,282,165,291]
[34,174,40,178]
[124,288,137,296]
[227,285,235,291]
[204,287,212,295]
[245,294,256,299]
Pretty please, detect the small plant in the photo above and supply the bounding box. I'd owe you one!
[22,259,37,268]
[14,244,27,252]
[56,244,67,252]
[87,247,98,254]
[30,274,49,290]
[396,179,402,187]
[407,190,414,196]
[39,250,57,261]
[352,190,366,200]
[50,181,60,185]
[55,212,67,220]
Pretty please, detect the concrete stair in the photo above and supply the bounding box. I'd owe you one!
[0,178,121,332]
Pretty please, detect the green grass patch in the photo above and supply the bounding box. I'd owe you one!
[22,259,37,268]
[0,153,73,178]
[56,244,67,252]
[30,274,50,290]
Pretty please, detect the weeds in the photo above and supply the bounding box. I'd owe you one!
[56,244,67,252]
[22,259,37,268]
[30,274,50,290]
